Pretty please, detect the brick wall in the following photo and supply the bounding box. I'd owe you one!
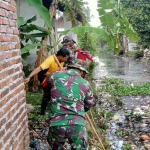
[0,0,29,149]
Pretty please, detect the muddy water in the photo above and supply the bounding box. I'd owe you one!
[93,53,150,149]
[93,52,150,85]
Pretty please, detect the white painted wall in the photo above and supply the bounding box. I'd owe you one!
[128,43,137,51]
[16,0,45,69]
[64,15,78,44]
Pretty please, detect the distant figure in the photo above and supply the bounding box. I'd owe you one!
[61,36,77,64]
[75,48,93,62]
[118,49,124,56]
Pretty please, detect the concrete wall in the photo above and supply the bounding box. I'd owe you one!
[64,15,78,44]
[0,0,29,149]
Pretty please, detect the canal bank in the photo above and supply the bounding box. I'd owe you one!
[92,52,150,150]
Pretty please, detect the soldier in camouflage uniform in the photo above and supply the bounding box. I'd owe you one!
[47,59,95,150]
[61,36,77,65]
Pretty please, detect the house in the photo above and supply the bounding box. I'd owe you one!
[15,0,78,69]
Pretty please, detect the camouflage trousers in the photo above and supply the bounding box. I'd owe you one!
[47,125,88,150]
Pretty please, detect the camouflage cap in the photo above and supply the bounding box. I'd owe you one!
[68,59,89,73]
[61,36,76,46]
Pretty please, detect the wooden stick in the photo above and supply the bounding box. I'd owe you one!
[53,54,62,69]
[85,113,106,150]
[90,110,95,126]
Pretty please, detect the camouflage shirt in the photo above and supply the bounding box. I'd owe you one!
[48,69,95,126]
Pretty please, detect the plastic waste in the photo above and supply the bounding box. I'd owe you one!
[113,116,119,121]
[29,139,38,149]
[115,141,123,150]
[66,144,71,150]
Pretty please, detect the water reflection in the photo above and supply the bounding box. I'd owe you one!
[115,57,129,75]
[93,53,150,84]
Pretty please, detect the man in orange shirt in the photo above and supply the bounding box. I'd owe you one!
[24,47,70,115]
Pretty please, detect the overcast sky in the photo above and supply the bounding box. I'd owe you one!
[84,0,100,27]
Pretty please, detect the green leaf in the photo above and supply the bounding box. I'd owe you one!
[17,17,25,27]
[97,0,115,29]
[26,15,37,24]
[60,30,69,36]
[61,26,107,38]
[70,26,107,36]
[47,45,54,52]
[98,9,115,29]
[98,0,115,9]
[21,52,30,60]
[18,16,37,28]
[114,47,119,54]
[21,43,44,55]
[26,0,52,28]
[97,0,139,53]
[23,33,48,40]
[20,24,50,34]
[26,0,42,6]
[106,34,115,48]
[119,16,139,42]
[30,38,41,43]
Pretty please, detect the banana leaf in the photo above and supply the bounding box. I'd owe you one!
[61,26,107,36]
[106,34,115,49]
[26,16,37,24]
[97,0,115,29]
[19,24,50,34]
[22,33,48,40]
[17,16,37,27]
[98,0,115,9]
[17,17,25,27]
[21,43,44,55]
[26,0,52,28]
[119,16,140,42]
[97,0,139,53]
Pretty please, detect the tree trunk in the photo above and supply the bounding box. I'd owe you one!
[120,35,129,56]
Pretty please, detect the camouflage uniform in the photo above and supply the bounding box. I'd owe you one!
[62,36,76,65]
[63,46,75,65]
[47,68,95,150]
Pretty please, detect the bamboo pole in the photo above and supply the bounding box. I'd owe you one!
[53,54,62,70]
[90,109,95,125]
[85,113,106,150]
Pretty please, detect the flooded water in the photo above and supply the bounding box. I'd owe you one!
[93,52,150,150]
[93,52,150,85]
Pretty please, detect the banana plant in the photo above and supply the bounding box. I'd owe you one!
[21,0,139,59]
[17,16,51,60]
[26,0,52,28]
[60,0,139,55]
[97,0,139,54]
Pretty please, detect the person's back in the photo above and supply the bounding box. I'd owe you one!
[75,49,93,62]
[48,69,94,126]
[47,60,95,150]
